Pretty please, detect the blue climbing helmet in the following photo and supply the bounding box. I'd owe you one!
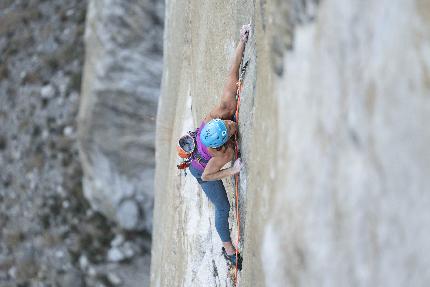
[200,119,228,148]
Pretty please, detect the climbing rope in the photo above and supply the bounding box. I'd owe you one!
[233,59,248,286]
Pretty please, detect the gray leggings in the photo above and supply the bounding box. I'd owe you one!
[189,164,231,242]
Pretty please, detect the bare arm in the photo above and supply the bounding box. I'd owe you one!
[203,39,247,123]
[201,147,242,181]
[203,102,232,123]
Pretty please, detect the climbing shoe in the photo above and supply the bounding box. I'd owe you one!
[222,247,243,271]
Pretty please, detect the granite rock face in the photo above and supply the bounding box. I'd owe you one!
[151,0,430,286]
[78,0,164,231]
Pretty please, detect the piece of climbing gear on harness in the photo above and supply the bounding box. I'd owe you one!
[177,160,190,170]
[176,146,190,159]
[177,128,211,170]
[177,133,196,170]
[178,134,195,156]
[222,247,243,271]
[200,118,228,148]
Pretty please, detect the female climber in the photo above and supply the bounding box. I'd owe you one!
[176,24,251,270]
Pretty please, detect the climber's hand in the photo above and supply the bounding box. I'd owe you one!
[240,24,251,43]
[231,158,243,175]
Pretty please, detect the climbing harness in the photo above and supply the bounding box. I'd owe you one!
[232,58,249,286]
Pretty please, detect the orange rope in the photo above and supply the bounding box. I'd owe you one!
[233,78,243,286]
[230,58,247,286]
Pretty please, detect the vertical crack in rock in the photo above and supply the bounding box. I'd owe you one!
[152,0,430,287]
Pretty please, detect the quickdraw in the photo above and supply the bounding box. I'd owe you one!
[177,160,191,170]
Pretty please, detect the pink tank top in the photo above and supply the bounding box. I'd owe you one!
[190,122,212,172]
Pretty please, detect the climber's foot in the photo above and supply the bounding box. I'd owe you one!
[222,247,243,271]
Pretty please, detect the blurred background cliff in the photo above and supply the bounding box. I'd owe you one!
[0,0,163,286]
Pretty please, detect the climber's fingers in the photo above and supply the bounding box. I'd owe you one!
[240,23,251,43]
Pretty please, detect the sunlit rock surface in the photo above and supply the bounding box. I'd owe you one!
[151,0,430,286]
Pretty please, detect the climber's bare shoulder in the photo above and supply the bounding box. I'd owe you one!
[203,102,235,123]
[207,140,235,159]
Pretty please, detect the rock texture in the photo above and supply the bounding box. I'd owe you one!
[78,0,164,232]
[151,0,430,286]
[0,0,162,286]
[0,1,120,286]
